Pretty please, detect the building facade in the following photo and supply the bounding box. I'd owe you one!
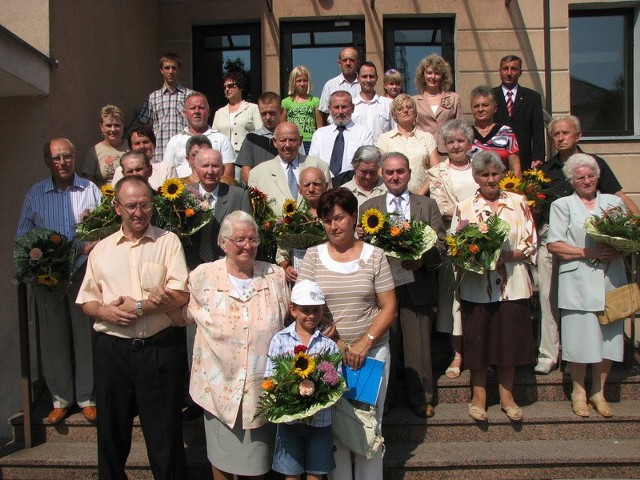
[0,0,638,441]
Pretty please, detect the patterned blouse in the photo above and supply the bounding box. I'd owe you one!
[187,259,290,429]
[470,124,519,165]
[451,190,537,303]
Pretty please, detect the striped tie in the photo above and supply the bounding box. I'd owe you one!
[506,90,514,117]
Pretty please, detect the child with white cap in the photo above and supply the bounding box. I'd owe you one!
[265,279,340,480]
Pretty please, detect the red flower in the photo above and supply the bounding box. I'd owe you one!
[535,193,546,199]
[294,345,307,354]
[283,216,293,224]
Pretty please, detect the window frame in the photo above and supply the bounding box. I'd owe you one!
[383,17,456,95]
[192,23,262,113]
[569,8,634,137]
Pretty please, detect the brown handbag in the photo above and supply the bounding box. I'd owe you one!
[598,283,640,325]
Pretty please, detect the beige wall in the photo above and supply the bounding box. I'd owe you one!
[0,0,50,55]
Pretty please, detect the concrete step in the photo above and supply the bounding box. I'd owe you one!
[435,365,640,404]
[0,441,211,480]
[383,438,640,480]
[382,400,640,443]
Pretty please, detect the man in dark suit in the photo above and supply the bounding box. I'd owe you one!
[184,148,251,270]
[359,152,445,418]
[492,55,545,171]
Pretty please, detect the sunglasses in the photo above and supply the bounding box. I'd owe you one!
[224,83,238,89]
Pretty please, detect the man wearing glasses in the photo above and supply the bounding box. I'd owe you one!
[77,175,190,479]
[15,138,102,425]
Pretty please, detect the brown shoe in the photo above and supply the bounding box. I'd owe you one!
[47,408,68,424]
[82,406,97,422]
[415,404,435,418]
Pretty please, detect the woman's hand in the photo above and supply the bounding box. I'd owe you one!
[591,244,624,262]
[345,336,372,370]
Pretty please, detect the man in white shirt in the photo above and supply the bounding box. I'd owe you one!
[309,91,374,176]
[352,62,394,142]
[163,92,235,178]
[248,122,330,213]
[319,47,362,124]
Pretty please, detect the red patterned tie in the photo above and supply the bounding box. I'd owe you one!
[506,90,514,117]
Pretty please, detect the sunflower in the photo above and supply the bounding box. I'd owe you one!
[361,208,385,235]
[160,178,184,201]
[282,199,297,217]
[292,351,316,378]
[37,274,59,286]
[499,174,522,192]
[524,169,551,183]
[100,184,116,198]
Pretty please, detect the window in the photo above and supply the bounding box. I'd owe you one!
[569,10,633,136]
[383,18,455,95]
[193,24,262,113]
[280,20,365,100]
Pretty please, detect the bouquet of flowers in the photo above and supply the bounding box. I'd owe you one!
[360,208,437,260]
[75,184,121,241]
[153,178,214,238]
[445,213,511,274]
[248,187,278,263]
[14,228,78,291]
[499,169,552,211]
[273,199,327,250]
[254,345,346,423]
[584,206,640,254]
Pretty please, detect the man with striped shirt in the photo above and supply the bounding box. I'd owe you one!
[16,138,102,424]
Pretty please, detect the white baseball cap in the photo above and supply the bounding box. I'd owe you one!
[291,280,326,306]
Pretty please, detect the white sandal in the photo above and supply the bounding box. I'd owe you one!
[445,355,462,379]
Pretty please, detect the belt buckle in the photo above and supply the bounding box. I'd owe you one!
[132,338,146,348]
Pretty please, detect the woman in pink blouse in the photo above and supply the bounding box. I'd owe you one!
[186,210,290,479]
[451,151,536,423]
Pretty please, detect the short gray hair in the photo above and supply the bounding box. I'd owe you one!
[548,115,581,135]
[218,210,258,247]
[471,150,505,177]
[351,145,383,168]
[563,153,600,182]
[470,85,497,105]
[440,119,474,144]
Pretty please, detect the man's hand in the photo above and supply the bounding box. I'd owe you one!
[531,160,544,168]
[81,241,99,256]
[284,265,298,283]
[99,297,138,327]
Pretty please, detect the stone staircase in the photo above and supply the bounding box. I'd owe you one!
[1,363,639,479]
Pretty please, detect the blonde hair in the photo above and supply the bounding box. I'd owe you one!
[414,54,453,93]
[287,66,313,96]
[99,105,124,123]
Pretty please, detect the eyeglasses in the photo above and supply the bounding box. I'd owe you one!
[223,236,260,247]
[223,83,238,89]
[115,201,154,213]
[574,174,597,183]
[50,153,74,164]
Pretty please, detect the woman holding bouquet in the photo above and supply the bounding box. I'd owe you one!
[297,188,397,480]
[428,119,479,379]
[547,154,626,418]
[451,150,536,422]
[185,211,290,479]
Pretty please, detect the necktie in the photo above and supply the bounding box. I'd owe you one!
[203,191,213,206]
[286,163,298,200]
[506,90,514,117]
[329,126,346,176]
[393,196,404,220]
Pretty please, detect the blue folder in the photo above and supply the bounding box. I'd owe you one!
[342,357,385,405]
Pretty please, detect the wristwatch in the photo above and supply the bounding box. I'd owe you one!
[135,301,144,317]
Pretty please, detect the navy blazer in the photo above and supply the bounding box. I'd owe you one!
[493,85,545,171]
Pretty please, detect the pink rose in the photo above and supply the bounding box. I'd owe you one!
[478,223,489,233]
[29,248,43,261]
[299,379,315,396]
